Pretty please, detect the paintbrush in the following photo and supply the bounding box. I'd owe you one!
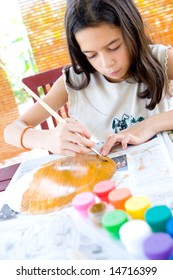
[0,61,107,161]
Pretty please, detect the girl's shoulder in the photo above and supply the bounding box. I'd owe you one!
[150,43,171,52]
[150,44,173,76]
[150,44,171,65]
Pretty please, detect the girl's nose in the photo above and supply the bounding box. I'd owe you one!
[100,53,115,69]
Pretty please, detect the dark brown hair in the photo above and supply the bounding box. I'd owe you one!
[65,0,167,110]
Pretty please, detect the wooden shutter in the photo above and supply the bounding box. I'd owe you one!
[135,0,173,45]
[18,0,69,73]
[0,68,24,163]
[18,0,172,75]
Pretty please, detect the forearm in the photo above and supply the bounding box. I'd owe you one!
[4,120,48,151]
[4,118,95,156]
[151,110,173,134]
[101,110,173,156]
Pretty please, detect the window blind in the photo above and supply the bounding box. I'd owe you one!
[18,0,69,73]
[18,0,172,75]
[135,0,173,45]
[0,68,23,162]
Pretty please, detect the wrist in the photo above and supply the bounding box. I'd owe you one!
[20,126,33,150]
[149,115,160,135]
[150,111,173,135]
[20,127,49,151]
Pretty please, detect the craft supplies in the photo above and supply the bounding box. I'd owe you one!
[143,233,173,260]
[119,220,152,256]
[108,187,132,210]
[166,218,173,237]
[101,209,128,239]
[145,205,172,232]
[88,202,107,226]
[93,180,116,202]
[124,196,151,219]
[72,191,95,217]
[72,183,173,260]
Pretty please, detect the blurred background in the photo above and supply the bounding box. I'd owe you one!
[0,0,172,164]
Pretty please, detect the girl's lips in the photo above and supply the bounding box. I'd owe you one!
[105,70,120,79]
[108,70,120,77]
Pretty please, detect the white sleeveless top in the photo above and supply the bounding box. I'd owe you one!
[63,44,173,142]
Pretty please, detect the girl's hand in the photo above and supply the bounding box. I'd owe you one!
[43,118,96,156]
[100,118,157,156]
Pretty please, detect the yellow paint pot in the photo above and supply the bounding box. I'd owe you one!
[124,196,151,219]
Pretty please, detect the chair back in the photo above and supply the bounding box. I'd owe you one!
[22,67,68,129]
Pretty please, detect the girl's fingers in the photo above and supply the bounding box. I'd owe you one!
[67,132,95,149]
[54,119,96,154]
[60,120,92,139]
[65,117,78,123]
[101,136,120,156]
[101,134,129,156]
[61,140,91,155]
[59,122,95,147]
[101,133,142,156]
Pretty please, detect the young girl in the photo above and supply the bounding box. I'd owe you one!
[4,0,173,157]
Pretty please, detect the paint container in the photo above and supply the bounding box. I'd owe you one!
[101,209,128,239]
[108,187,132,210]
[88,202,107,226]
[119,220,152,257]
[166,217,173,237]
[93,180,116,202]
[145,205,172,232]
[72,191,95,217]
[168,254,173,260]
[124,196,151,219]
[143,232,173,260]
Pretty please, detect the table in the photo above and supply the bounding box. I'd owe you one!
[0,136,173,260]
[0,154,130,260]
[0,163,20,192]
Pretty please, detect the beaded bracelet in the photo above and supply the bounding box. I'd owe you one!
[20,126,33,150]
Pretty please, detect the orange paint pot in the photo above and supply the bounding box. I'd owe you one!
[108,188,132,210]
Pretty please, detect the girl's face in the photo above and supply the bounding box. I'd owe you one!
[75,23,131,82]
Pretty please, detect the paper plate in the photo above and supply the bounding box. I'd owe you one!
[5,169,36,213]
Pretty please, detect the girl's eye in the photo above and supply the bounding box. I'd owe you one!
[85,44,121,59]
[87,54,96,60]
[109,44,121,51]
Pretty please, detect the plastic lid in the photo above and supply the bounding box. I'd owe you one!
[108,188,132,209]
[119,220,152,256]
[168,254,173,260]
[145,205,172,232]
[93,180,116,199]
[124,196,151,219]
[101,210,128,238]
[143,233,173,260]
[72,192,95,212]
[119,220,152,245]
[166,217,173,237]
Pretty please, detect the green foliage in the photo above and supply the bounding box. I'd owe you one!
[13,88,30,105]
